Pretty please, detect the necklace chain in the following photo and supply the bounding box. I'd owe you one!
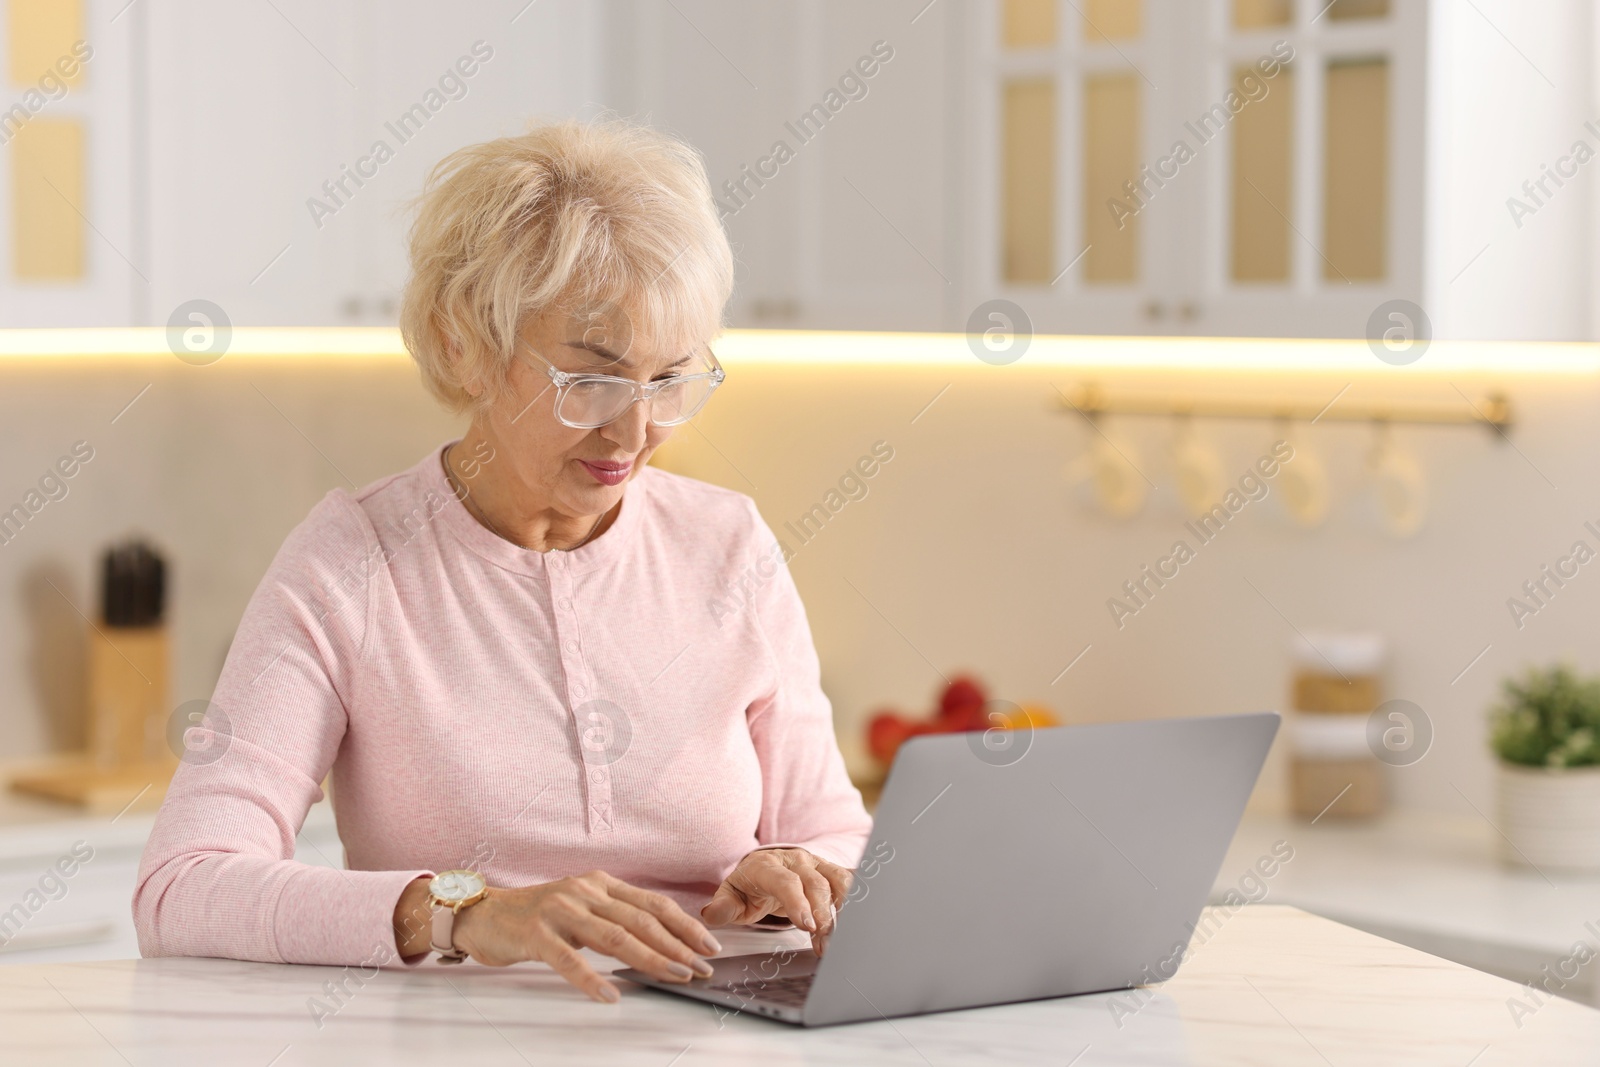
[444,445,608,552]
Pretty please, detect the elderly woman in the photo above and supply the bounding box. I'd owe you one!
[134,118,872,1003]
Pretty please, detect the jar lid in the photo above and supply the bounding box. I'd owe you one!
[1292,631,1385,674]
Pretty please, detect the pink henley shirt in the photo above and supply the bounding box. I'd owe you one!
[133,443,872,966]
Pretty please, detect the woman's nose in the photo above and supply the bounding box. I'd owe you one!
[602,397,651,451]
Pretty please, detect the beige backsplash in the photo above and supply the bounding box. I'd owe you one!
[3,344,1597,822]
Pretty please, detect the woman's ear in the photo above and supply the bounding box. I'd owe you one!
[446,338,485,398]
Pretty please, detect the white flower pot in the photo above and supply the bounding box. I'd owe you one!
[1496,763,1600,872]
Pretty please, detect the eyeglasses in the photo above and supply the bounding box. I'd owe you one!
[521,343,726,430]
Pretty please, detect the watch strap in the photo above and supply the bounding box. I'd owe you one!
[431,903,468,963]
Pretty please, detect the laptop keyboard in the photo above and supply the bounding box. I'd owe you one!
[710,972,814,1008]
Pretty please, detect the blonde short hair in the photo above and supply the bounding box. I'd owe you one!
[401,117,734,414]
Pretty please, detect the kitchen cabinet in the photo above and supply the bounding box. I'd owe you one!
[0,0,141,325]
[969,0,1427,338]
[606,1,959,333]
[608,0,1429,338]
[2,0,1589,339]
[0,0,605,328]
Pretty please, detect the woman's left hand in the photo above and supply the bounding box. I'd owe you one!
[701,848,852,956]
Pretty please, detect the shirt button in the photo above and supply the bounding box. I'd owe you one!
[573,682,587,698]
[563,639,578,654]
[558,597,574,611]
[590,768,607,784]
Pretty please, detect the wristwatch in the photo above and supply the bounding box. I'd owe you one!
[428,869,489,963]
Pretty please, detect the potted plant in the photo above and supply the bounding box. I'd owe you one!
[1489,665,1600,871]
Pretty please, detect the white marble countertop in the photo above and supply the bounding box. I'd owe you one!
[2,906,1596,1065]
[0,791,342,965]
[1217,811,1600,1004]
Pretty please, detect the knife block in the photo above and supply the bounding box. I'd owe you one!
[12,542,177,814]
[12,623,177,812]
[87,624,171,767]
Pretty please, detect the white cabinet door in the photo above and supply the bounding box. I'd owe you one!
[607,0,956,333]
[146,0,607,328]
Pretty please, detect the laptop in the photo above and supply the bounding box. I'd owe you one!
[618,710,1279,1026]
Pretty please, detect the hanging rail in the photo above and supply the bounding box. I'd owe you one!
[1055,383,1512,435]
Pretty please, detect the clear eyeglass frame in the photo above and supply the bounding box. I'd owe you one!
[520,343,726,430]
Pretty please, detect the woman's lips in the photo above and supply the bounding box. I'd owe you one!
[578,459,633,486]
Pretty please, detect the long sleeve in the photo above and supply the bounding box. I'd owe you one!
[743,500,874,870]
[133,490,431,966]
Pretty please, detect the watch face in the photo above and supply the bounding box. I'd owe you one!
[430,869,485,903]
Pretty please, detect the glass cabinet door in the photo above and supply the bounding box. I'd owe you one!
[1199,0,1422,336]
[981,0,1184,334]
[974,0,1424,338]
[0,0,141,325]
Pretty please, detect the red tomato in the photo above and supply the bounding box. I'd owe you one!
[938,674,987,723]
[867,712,913,764]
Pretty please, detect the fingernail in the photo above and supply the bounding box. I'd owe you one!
[800,913,816,932]
[691,957,715,978]
[701,933,722,954]
[665,961,694,979]
[597,983,620,1003]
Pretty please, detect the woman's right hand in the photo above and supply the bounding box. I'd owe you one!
[394,871,721,1002]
